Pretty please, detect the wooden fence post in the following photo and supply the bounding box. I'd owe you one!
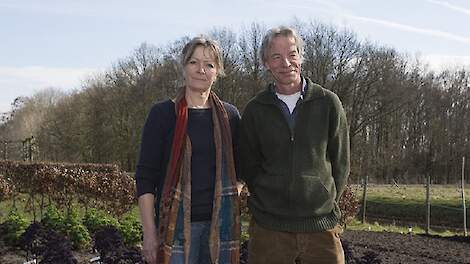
[361,175,368,224]
[462,156,467,237]
[426,174,431,235]
[2,141,7,160]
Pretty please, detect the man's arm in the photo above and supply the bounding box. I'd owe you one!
[239,104,262,187]
[327,94,350,201]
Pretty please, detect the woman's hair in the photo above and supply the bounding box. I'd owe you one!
[259,26,304,65]
[180,36,225,77]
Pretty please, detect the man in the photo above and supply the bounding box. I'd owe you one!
[240,26,350,264]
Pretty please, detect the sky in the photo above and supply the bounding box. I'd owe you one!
[1,0,470,113]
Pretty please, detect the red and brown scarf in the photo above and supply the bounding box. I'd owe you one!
[157,89,240,264]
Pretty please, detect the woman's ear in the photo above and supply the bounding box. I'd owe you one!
[264,62,270,71]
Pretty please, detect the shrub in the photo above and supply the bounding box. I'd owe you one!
[42,205,91,249]
[63,208,91,249]
[41,205,65,231]
[1,209,29,246]
[83,208,120,234]
[118,213,142,246]
[0,173,14,201]
[339,184,360,225]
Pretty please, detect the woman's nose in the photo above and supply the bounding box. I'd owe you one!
[281,57,291,67]
[197,63,205,73]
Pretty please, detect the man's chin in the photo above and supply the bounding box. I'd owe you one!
[275,77,300,85]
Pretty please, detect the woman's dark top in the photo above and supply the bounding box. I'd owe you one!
[135,99,240,221]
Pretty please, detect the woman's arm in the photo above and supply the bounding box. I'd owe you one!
[139,193,158,264]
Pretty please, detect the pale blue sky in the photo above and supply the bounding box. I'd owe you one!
[1,0,470,113]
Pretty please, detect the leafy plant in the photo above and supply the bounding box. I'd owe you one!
[83,208,120,234]
[1,209,29,246]
[42,205,91,249]
[63,207,91,249]
[41,205,65,231]
[118,213,142,246]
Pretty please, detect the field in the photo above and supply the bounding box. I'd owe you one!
[343,229,470,264]
[1,184,470,263]
[2,223,469,264]
[353,184,470,231]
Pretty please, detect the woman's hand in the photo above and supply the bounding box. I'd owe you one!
[142,230,158,264]
[138,193,159,264]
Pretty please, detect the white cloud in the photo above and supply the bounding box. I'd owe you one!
[425,0,470,16]
[0,66,99,113]
[348,15,470,44]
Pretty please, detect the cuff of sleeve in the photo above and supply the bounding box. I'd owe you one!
[135,166,159,197]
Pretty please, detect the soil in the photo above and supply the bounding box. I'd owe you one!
[342,230,470,264]
[1,230,469,264]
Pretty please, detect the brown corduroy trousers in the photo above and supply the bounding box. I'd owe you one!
[248,219,345,264]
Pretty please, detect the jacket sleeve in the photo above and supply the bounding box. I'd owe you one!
[239,103,262,186]
[135,104,167,197]
[327,94,350,202]
[230,108,241,181]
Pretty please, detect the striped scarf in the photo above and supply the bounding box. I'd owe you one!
[157,89,240,264]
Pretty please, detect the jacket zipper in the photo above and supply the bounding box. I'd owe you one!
[272,96,304,207]
[288,127,294,207]
[288,102,303,207]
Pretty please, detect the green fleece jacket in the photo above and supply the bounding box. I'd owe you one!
[240,77,350,233]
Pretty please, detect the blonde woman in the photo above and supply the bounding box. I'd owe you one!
[135,36,240,264]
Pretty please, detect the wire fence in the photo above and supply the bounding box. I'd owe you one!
[357,182,469,235]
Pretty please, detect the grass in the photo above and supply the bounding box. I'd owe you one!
[0,193,140,223]
[3,184,469,239]
[353,184,470,204]
[346,218,463,237]
[352,184,470,229]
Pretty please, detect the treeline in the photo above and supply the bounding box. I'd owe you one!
[1,21,469,184]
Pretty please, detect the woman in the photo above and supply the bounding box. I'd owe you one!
[135,36,240,264]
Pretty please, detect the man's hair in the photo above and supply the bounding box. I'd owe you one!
[259,26,304,66]
[180,36,225,77]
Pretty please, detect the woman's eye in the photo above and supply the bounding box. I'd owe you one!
[189,60,197,64]
[206,63,215,69]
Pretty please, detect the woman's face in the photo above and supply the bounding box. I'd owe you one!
[183,45,218,93]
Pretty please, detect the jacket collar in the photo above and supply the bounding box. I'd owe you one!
[255,76,326,105]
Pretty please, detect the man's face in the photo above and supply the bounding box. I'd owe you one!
[264,36,302,89]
